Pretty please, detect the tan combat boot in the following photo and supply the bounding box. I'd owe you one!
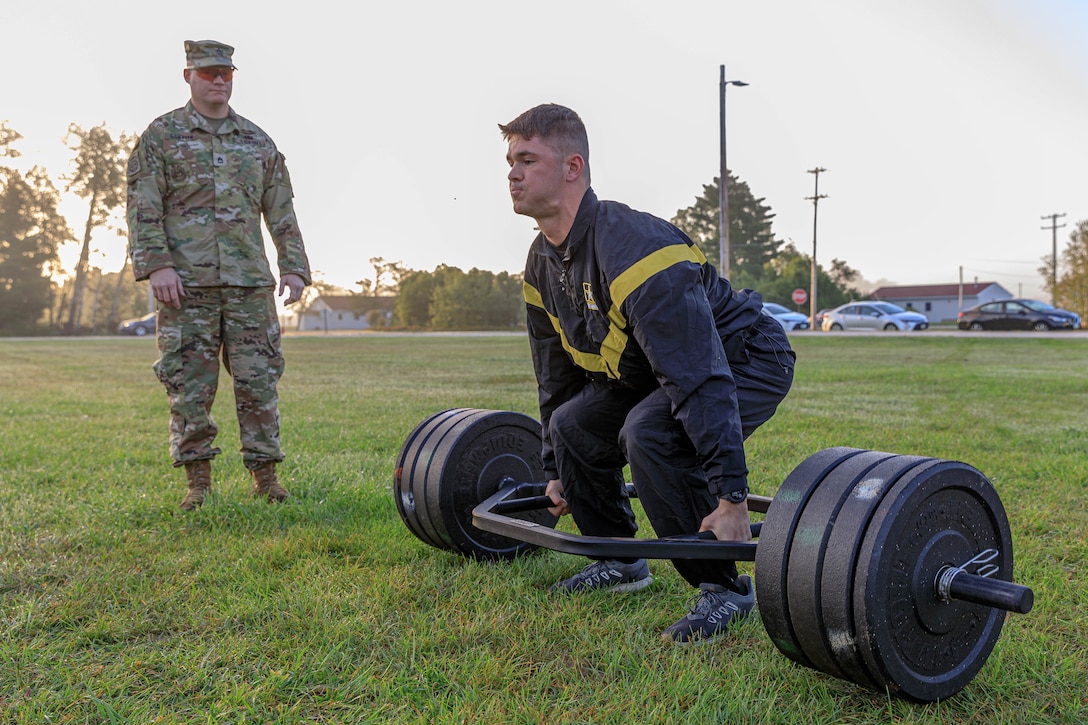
[251,463,290,502]
[180,460,212,511]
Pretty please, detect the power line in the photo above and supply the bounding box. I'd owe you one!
[970,258,1046,265]
[960,265,1041,279]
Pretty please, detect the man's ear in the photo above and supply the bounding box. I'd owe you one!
[566,154,585,182]
[183,69,192,84]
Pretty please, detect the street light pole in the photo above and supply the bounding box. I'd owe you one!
[719,65,748,278]
[806,167,828,330]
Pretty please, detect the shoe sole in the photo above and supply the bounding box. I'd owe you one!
[607,575,654,594]
[668,631,728,646]
[663,606,756,645]
[551,574,654,595]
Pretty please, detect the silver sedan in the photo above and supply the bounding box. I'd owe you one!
[821,301,929,332]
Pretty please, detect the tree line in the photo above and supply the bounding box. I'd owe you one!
[1,122,146,335]
[4,119,1085,335]
[1039,220,1088,318]
[298,259,526,330]
[349,174,867,330]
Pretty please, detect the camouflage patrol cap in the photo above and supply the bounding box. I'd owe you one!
[184,40,236,69]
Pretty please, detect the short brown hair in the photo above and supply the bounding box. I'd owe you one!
[499,104,591,183]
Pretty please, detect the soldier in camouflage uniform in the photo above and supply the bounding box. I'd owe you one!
[126,39,311,510]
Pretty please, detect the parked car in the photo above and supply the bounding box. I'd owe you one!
[957,298,1081,332]
[762,302,810,331]
[118,312,156,336]
[821,301,929,332]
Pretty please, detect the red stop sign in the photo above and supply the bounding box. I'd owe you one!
[792,288,808,305]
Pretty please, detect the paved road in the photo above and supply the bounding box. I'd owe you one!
[4,329,1086,342]
[798,329,1087,340]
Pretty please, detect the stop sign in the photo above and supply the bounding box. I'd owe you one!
[792,288,808,305]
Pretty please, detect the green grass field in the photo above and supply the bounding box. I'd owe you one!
[1,334,1086,724]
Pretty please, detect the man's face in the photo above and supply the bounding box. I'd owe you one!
[506,135,569,220]
[185,66,233,110]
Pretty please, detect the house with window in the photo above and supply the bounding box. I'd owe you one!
[295,295,396,332]
[870,282,1011,323]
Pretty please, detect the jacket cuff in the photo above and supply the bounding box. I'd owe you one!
[713,476,748,500]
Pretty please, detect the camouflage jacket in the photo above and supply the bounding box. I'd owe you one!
[126,102,311,288]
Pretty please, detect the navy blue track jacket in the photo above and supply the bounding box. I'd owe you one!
[523,188,769,500]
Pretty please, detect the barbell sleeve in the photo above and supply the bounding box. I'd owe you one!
[939,569,1034,614]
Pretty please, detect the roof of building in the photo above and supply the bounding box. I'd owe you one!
[871,282,1006,299]
[305,295,396,314]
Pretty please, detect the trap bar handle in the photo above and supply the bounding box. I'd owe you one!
[473,482,762,561]
[490,482,771,515]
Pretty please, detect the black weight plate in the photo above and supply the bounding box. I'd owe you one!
[396,408,558,560]
[417,409,496,551]
[756,447,868,670]
[394,408,471,551]
[433,409,556,558]
[853,459,1013,703]
[814,453,935,690]
[786,450,899,681]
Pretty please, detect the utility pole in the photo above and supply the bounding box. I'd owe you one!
[719,65,748,278]
[806,167,828,330]
[958,266,963,312]
[1041,213,1066,304]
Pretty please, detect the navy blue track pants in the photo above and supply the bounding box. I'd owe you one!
[548,332,794,589]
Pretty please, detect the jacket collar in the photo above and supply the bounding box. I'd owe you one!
[563,187,599,260]
[532,187,599,262]
[183,101,239,135]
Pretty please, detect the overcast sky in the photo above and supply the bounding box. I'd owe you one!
[4,0,1087,306]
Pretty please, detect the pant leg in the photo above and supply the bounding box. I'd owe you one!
[734,314,796,439]
[549,381,646,544]
[220,287,284,470]
[621,388,738,588]
[621,332,795,589]
[153,288,223,466]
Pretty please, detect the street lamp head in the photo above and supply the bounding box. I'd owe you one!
[728,80,750,87]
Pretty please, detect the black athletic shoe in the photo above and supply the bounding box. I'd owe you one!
[661,575,755,644]
[549,559,653,594]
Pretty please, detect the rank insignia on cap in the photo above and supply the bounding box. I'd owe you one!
[184,39,236,70]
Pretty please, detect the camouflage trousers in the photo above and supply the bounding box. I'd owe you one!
[153,286,285,470]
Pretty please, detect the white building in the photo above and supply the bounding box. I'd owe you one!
[295,295,396,332]
[871,282,1011,323]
